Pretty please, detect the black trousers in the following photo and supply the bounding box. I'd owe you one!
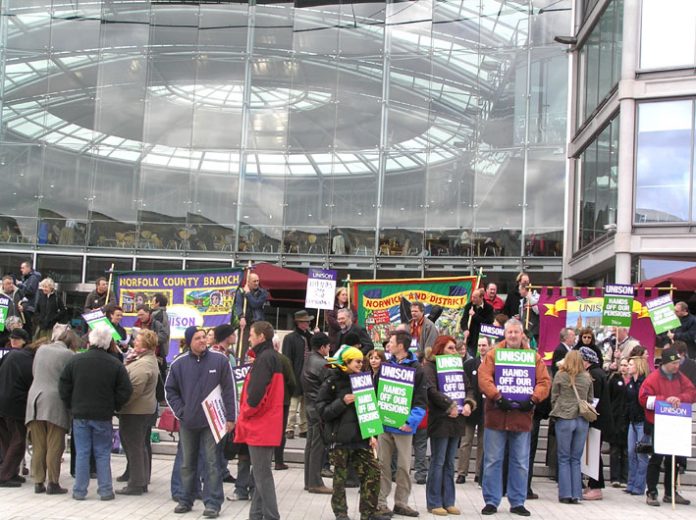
[274,405,290,465]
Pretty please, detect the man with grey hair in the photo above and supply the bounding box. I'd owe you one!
[666,302,696,358]
[335,308,373,355]
[59,325,132,501]
[551,327,576,377]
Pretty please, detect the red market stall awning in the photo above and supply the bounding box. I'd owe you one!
[637,266,696,292]
[251,262,308,303]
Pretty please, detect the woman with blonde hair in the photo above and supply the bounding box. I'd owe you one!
[550,350,594,504]
[117,329,159,495]
[625,355,649,495]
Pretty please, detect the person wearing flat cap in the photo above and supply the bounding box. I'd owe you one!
[579,346,613,501]
[282,310,314,440]
[639,346,696,506]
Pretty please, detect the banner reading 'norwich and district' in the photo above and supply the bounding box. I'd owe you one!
[115,269,242,361]
[351,276,478,344]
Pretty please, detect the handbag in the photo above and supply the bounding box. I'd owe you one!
[571,380,599,422]
[158,407,180,433]
[635,433,653,454]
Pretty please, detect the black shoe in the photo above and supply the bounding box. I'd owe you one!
[392,505,419,517]
[174,504,192,514]
[646,492,660,507]
[299,431,308,438]
[90,472,97,479]
[116,486,143,496]
[101,493,115,501]
[375,508,393,517]
[415,478,426,485]
[336,515,351,520]
[559,498,572,504]
[203,508,219,518]
[321,468,334,478]
[369,514,392,520]
[10,475,26,484]
[481,505,497,515]
[34,483,46,494]
[455,475,465,484]
[474,475,480,483]
[510,506,530,517]
[664,493,691,505]
[46,483,68,495]
[275,463,289,471]
[345,479,360,488]
[286,431,295,439]
[116,474,129,483]
[527,490,539,500]
[0,480,21,488]
[223,474,237,483]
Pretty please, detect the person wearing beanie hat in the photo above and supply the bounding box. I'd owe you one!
[302,332,332,490]
[165,325,236,517]
[639,344,696,506]
[316,343,390,520]
[211,325,237,360]
[579,341,613,501]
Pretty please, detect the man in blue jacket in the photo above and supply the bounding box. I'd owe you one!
[376,330,427,517]
[165,326,236,519]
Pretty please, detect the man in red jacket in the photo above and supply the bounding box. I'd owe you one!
[234,321,284,520]
[639,346,696,507]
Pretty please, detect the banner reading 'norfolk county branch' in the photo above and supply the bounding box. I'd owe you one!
[351,276,478,344]
[115,268,242,361]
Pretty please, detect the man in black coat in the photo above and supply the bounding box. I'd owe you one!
[16,261,41,337]
[460,288,494,358]
[551,328,577,377]
[666,302,696,358]
[282,310,313,439]
[335,308,374,355]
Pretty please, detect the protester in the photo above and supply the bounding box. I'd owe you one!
[0,278,19,348]
[549,350,593,504]
[460,288,494,358]
[326,287,350,349]
[16,260,41,337]
[665,302,696,358]
[409,301,438,353]
[551,328,576,377]
[316,345,389,520]
[608,357,629,488]
[235,272,269,358]
[517,284,539,346]
[132,305,168,367]
[484,283,505,313]
[150,293,171,346]
[0,275,21,311]
[302,332,332,491]
[423,336,475,515]
[272,333,296,471]
[34,278,67,341]
[234,321,284,520]
[625,356,649,496]
[579,346,613,500]
[103,304,127,346]
[282,310,313,440]
[165,326,236,518]
[25,326,81,494]
[366,349,386,385]
[83,277,114,312]
[574,327,604,368]
[502,272,530,320]
[457,336,489,484]
[336,308,374,355]
[117,330,159,496]
[614,327,640,360]
[478,318,551,517]
[376,331,426,518]
[0,329,38,487]
[639,347,696,506]
[59,325,133,500]
[675,340,696,385]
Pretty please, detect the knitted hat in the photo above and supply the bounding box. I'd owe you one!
[214,324,236,343]
[184,325,201,346]
[310,332,330,350]
[579,346,599,365]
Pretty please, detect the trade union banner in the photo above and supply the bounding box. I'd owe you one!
[537,286,659,366]
[350,276,478,344]
[114,268,243,360]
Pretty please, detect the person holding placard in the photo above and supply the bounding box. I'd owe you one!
[625,355,649,496]
[460,289,494,359]
[549,350,593,504]
[375,331,427,518]
[423,336,475,515]
[316,346,390,520]
[639,347,696,507]
[477,318,550,517]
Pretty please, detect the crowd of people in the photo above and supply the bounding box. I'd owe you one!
[0,262,696,519]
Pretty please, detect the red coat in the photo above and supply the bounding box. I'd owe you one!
[638,368,696,425]
[234,340,285,447]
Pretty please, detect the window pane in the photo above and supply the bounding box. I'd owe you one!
[86,257,133,282]
[36,254,83,283]
[641,0,696,70]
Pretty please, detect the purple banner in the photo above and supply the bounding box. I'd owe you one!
[115,269,243,361]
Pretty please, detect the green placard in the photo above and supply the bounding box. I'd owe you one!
[350,373,384,439]
[0,300,8,332]
[82,309,121,341]
[601,284,634,327]
[376,364,416,428]
[646,295,681,335]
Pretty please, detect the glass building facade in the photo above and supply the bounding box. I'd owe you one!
[0,0,570,283]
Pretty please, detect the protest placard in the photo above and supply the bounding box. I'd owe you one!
[306,269,337,311]
[654,401,692,457]
[377,364,416,427]
[581,427,601,480]
[601,284,634,327]
[82,309,121,341]
[350,372,384,438]
[435,355,466,412]
[494,349,536,402]
[646,295,681,335]
[0,298,8,332]
[479,324,504,342]
[232,364,252,404]
[201,384,228,443]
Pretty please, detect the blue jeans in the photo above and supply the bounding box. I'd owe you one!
[178,427,224,511]
[555,417,589,500]
[426,436,458,509]
[171,440,206,501]
[72,419,113,498]
[626,422,649,495]
[482,428,530,508]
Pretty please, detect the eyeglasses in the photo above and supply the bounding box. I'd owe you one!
[582,335,592,339]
